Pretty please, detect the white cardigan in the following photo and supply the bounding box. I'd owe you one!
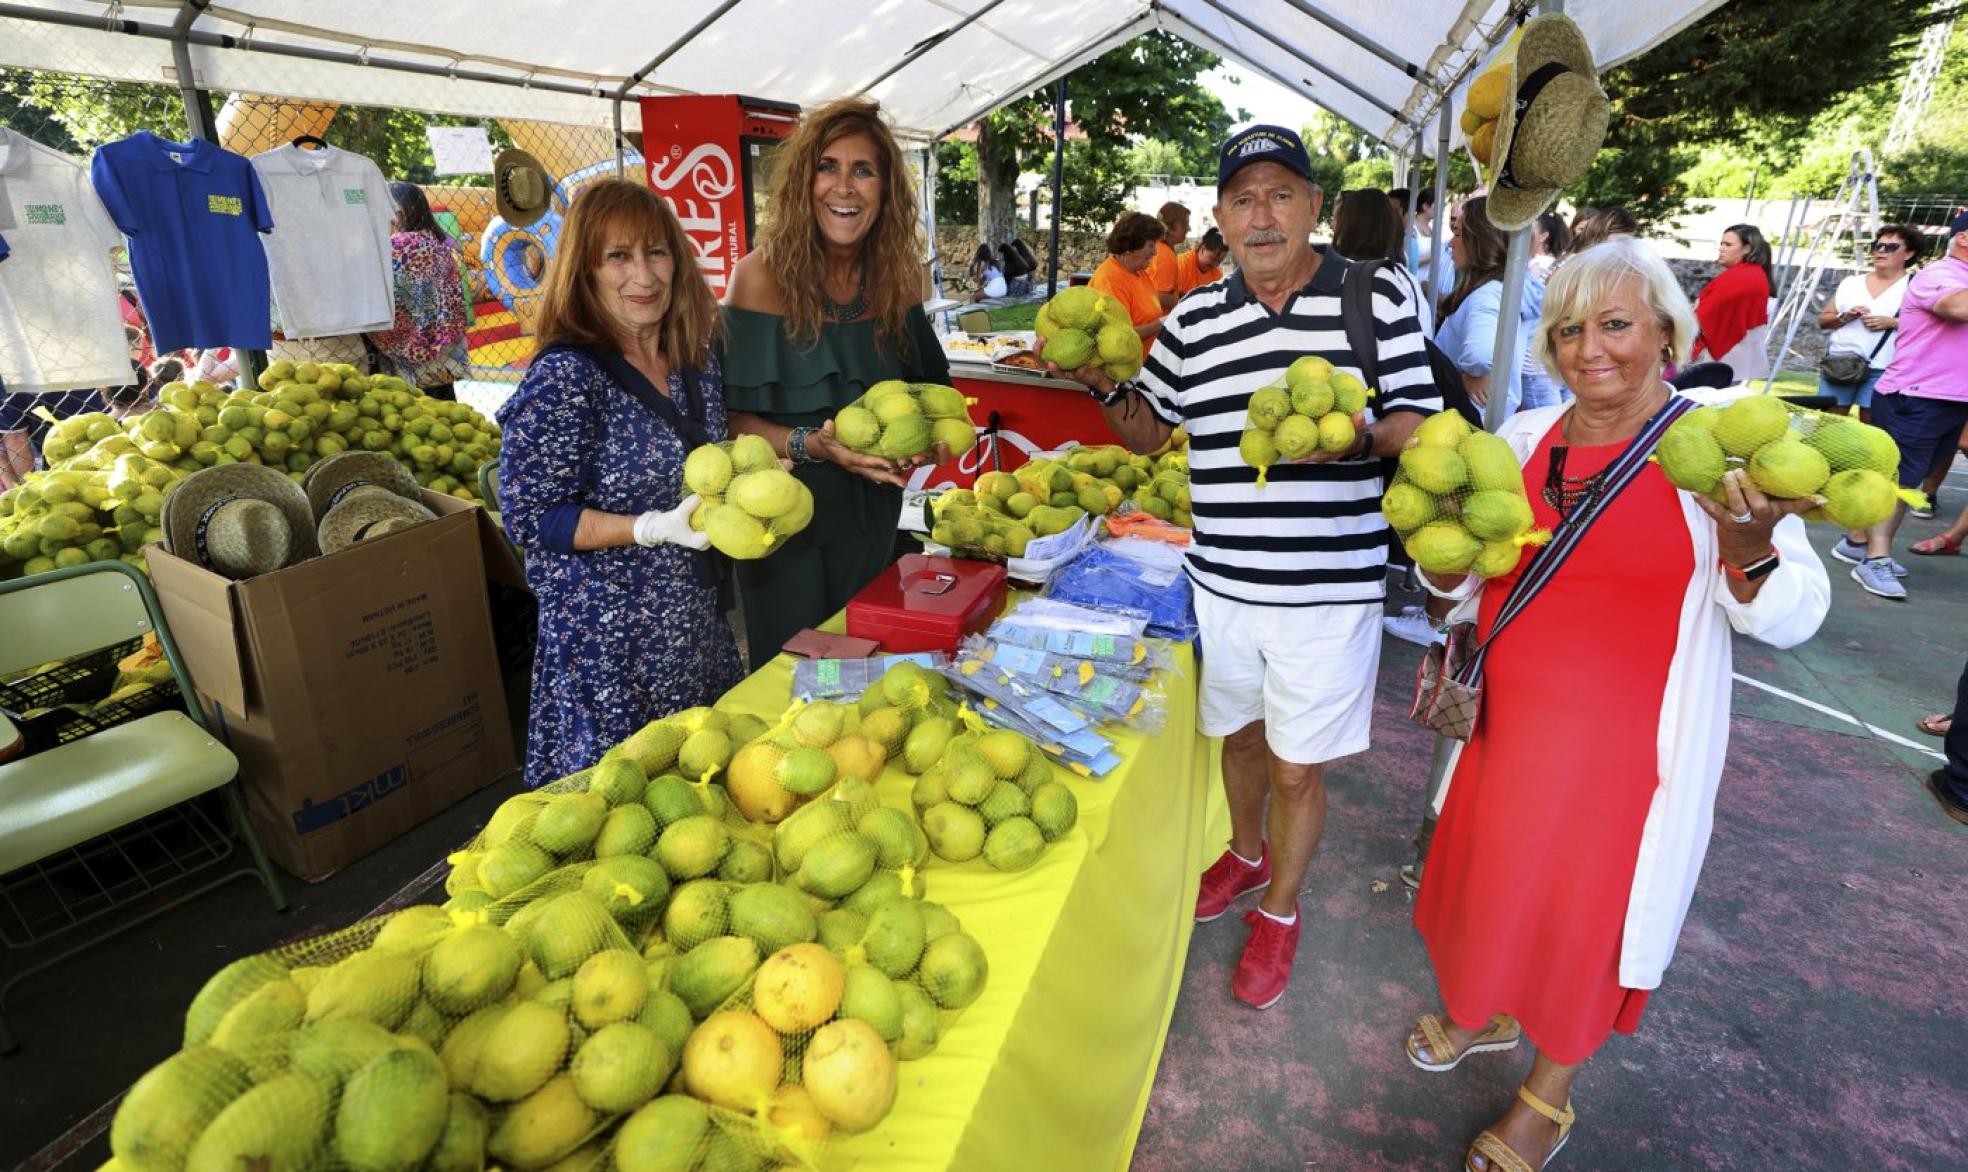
[1428,404,1831,990]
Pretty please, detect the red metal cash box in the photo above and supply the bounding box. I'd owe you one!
[846,555,1008,654]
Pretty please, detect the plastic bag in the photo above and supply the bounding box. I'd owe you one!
[1382,411,1550,579]
[1043,544,1199,642]
[680,437,814,559]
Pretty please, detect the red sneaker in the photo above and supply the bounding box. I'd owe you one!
[1195,845,1271,922]
[1233,905,1300,1009]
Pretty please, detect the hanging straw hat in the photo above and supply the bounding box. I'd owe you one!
[1482,14,1612,232]
[161,463,314,579]
[494,148,553,228]
[317,493,438,555]
[303,451,422,522]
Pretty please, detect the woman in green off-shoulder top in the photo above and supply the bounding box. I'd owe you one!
[722,96,950,661]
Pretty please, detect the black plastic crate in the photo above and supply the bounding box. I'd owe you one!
[0,636,143,713]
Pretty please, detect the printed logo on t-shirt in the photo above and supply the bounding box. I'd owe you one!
[207,194,244,216]
[342,188,367,205]
[23,203,66,225]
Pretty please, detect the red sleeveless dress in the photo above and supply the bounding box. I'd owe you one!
[1413,427,1692,1065]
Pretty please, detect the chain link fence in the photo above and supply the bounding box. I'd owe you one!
[2,62,640,411]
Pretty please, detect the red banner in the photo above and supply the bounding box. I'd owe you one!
[641,96,746,299]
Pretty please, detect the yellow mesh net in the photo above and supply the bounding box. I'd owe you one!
[1382,410,1550,579]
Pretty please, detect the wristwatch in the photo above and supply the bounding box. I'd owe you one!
[1722,547,1780,582]
[1095,379,1137,408]
[787,426,817,465]
[1354,423,1376,459]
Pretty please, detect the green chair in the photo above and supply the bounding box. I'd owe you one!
[0,560,286,1053]
[478,459,521,567]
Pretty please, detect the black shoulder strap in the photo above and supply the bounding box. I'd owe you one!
[534,342,713,449]
[1341,257,1386,390]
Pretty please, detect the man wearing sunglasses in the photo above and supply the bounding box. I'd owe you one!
[1853,210,1968,600]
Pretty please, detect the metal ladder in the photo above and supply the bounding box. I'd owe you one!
[1762,150,1881,392]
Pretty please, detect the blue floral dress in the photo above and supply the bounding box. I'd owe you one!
[495,347,742,787]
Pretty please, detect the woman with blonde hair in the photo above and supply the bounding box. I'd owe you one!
[496,178,740,786]
[1404,236,1827,1170]
[722,96,953,660]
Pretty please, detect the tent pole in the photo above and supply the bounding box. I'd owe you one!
[1198,0,1416,130]
[856,0,1015,96]
[1046,77,1066,296]
[1274,0,1435,84]
[1428,104,1451,324]
[609,0,746,177]
[1486,227,1533,431]
[171,2,212,142]
[613,96,626,179]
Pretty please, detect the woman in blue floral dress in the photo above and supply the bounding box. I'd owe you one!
[496,180,741,787]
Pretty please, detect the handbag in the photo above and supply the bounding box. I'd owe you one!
[1409,396,1698,741]
[1820,331,1891,387]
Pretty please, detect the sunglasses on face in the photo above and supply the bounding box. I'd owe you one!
[1871,242,1904,253]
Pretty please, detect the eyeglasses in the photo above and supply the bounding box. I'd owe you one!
[1871,242,1904,253]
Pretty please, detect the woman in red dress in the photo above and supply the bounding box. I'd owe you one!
[1405,237,1830,1171]
[1690,223,1775,380]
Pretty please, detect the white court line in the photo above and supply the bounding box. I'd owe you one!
[1733,672,1945,761]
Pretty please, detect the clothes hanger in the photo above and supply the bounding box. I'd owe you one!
[291,134,328,150]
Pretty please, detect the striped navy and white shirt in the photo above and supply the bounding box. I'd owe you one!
[1138,249,1441,607]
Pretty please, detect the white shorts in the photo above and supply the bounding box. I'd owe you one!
[1193,588,1381,766]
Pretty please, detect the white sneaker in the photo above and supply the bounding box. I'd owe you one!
[1382,606,1444,647]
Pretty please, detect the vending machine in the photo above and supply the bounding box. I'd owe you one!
[639,94,800,299]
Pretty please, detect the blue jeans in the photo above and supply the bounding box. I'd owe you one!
[1817,368,1882,409]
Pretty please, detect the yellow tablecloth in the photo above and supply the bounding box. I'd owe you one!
[714,644,1215,1170]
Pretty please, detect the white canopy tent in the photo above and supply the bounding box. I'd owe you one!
[0,0,1724,153]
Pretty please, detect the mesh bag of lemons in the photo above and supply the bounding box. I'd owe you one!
[1652,395,1924,529]
[1239,356,1375,486]
[1,365,502,582]
[1035,285,1146,382]
[681,435,815,560]
[830,379,979,463]
[1382,411,1552,578]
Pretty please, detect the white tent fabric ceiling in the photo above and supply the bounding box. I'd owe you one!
[0,0,1724,152]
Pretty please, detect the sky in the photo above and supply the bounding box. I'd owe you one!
[1203,64,1330,136]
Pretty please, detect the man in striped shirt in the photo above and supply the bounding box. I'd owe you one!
[1048,125,1442,1009]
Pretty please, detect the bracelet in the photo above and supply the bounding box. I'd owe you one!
[1721,546,1779,581]
[1096,379,1136,408]
[787,426,817,465]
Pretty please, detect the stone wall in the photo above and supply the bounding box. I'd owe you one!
[935,224,1107,296]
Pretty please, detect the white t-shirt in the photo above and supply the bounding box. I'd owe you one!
[250,145,395,339]
[0,129,132,391]
[1827,271,1909,370]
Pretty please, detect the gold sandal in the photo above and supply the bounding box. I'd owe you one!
[1465,1085,1576,1172]
[1404,1012,1521,1072]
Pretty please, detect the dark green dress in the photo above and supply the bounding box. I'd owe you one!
[720,304,951,662]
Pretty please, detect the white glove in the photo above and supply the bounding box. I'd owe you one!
[633,493,711,550]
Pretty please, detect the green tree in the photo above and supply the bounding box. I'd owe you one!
[968,31,1240,255]
[1571,0,1963,229]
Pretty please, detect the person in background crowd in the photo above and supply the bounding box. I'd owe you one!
[1047,125,1439,1012]
[369,182,471,402]
[723,96,953,661]
[1147,201,1191,312]
[967,243,1006,302]
[1175,227,1229,297]
[1407,236,1827,1172]
[1332,188,1434,333]
[1412,188,1450,299]
[1910,423,1967,519]
[1436,197,1542,417]
[1691,223,1775,381]
[117,287,154,370]
[1090,211,1167,340]
[1922,655,1968,824]
[496,179,741,787]
[189,346,238,388]
[1529,211,1571,280]
[998,241,1035,297]
[0,385,103,487]
[1841,210,1968,598]
[1817,224,1920,428]
[1567,206,1638,256]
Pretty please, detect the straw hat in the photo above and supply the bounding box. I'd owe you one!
[1484,14,1612,232]
[161,463,314,579]
[494,148,553,228]
[317,493,438,555]
[303,451,422,521]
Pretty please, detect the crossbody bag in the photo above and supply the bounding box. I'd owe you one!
[1410,395,1697,740]
[1819,330,1891,387]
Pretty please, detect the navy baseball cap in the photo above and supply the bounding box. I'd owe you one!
[1218,125,1316,190]
[1950,209,1968,235]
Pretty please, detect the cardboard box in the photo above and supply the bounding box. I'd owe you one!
[149,491,520,881]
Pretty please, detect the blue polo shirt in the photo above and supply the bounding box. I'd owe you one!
[90,132,274,352]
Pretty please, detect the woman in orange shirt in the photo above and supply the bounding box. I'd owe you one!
[1090,211,1165,340]
[1176,227,1228,295]
[1147,201,1190,310]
